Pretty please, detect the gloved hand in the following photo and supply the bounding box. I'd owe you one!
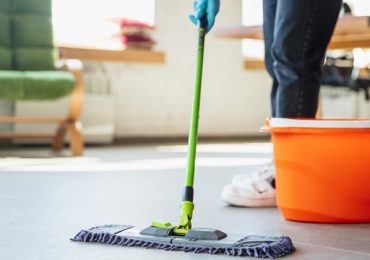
[189,0,220,33]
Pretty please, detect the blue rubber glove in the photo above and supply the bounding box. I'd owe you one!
[189,0,220,33]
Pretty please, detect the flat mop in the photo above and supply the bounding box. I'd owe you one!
[72,18,295,258]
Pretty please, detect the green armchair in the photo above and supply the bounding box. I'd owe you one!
[0,0,84,156]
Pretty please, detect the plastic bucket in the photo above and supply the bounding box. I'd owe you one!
[262,118,370,223]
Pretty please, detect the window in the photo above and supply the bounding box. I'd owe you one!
[52,0,155,48]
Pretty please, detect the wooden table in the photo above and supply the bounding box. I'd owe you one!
[58,45,165,64]
[214,16,370,69]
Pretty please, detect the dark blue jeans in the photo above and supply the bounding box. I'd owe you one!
[263,0,342,117]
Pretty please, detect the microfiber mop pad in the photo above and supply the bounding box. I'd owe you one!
[72,225,294,258]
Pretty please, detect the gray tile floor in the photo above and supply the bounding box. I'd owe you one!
[0,142,369,260]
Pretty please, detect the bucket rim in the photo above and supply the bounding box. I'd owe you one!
[266,118,370,129]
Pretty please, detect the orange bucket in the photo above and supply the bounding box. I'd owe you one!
[262,118,370,223]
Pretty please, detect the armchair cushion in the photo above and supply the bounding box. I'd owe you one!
[0,0,56,71]
[0,11,12,70]
[13,14,53,47]
[12,13,55,71]
[0,47,12,70]
[0,0,10,12]
[0,71,75,100]
[0,71,23,99]
[14,48,57,71]
[23,71,74,100]
[0,13,10,47]
[12,0,52,16]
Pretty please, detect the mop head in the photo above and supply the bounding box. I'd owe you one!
[71,224,295,258]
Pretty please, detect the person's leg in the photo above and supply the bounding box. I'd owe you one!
[221,0,342,207]
[272,0,342,117]
[262,0,278,117]
[221,0,279,208]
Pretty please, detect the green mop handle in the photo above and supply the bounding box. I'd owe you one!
[173,18,207,235]
[182,18,206,204]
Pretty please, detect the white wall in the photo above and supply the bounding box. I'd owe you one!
[106,0,271,137]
